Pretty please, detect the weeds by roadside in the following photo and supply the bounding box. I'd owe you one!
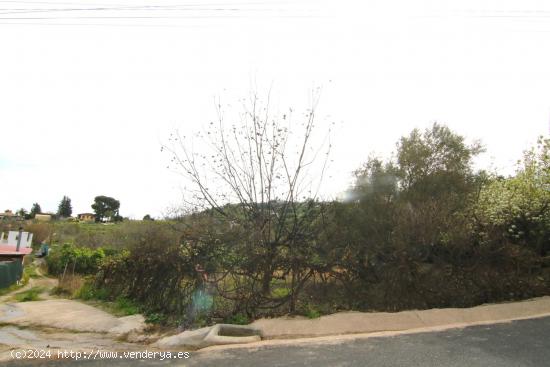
[13,287,44,302]
[0,282,24,297]
[57,279,141,317]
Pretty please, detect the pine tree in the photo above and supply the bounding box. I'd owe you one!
[57,196,72,217]
[30,203,42,218]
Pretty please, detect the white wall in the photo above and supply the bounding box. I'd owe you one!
[3,231,33,248]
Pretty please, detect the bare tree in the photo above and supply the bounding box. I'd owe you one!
[163,90,332,314]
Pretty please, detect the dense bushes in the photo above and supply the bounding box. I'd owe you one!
[46,243,107,275]
[318,129,549,311]
[23,220,181,250]
[43,126,550,327]
[97,236,197,318]
[475,137,550,256]
[23,223,51,246]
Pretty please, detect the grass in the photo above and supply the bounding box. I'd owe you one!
[302,302,322,319]
[145,312,167,324]
[225,313,249,325]
[73,281,139,317]
[23,265,39,279]
[51,274,86,298]
[0,282,24,297]
[72,280,106,300]
[113,296,140,316]
[305,308,322,319]
[13,287,44,302]
[84,297,140,317]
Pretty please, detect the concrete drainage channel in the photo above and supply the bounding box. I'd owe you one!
[154,324,263,350]
[206,324,262,345]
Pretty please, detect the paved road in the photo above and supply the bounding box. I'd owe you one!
[6,316,550,367]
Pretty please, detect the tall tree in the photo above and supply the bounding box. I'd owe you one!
[16,208,27,218]
[163,91,331,313]
[91,196,121,222]
[30,203,42,218]
[57,196,73,217]
[326,124,486,309]
[396,123,483,197]
[392,123,484,255]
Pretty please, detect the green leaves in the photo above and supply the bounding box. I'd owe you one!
[475,137,550,253]
[57,196,72,218]
[91,195,121,222]
[396,123,483,200]
[30,203,42,218]
[46,243,106,275]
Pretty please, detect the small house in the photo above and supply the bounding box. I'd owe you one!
[0,210,15,221]
[78,213,96,222]
[35,213,52,222]
[0,230,33,289]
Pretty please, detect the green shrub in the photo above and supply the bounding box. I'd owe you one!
[74,282,109,300]
[14,287,44,302]
[271,287,291,298]
[305,305,321,319]
[225,313,249,325]
[72,281,138,316]
[145,312,167,324]
[114,296,139,315]
[96,233,199,320]
[23,265,38,279]
[46,243,108,275]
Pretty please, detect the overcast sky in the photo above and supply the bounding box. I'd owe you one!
[1,0,549,219]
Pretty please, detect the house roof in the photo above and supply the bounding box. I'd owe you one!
[0,244,32,255]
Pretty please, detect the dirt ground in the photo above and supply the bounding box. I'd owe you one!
[0,259,154,362]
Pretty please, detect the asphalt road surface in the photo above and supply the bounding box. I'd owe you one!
[6,316,550,367]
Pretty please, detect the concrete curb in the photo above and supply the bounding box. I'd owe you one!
[252,296,550,339]
[200,312,550,354]
[155,296,550,351]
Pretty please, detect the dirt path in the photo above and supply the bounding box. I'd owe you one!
[0,326,146,360]
[0,258,57,304]
[0,259,154,362]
